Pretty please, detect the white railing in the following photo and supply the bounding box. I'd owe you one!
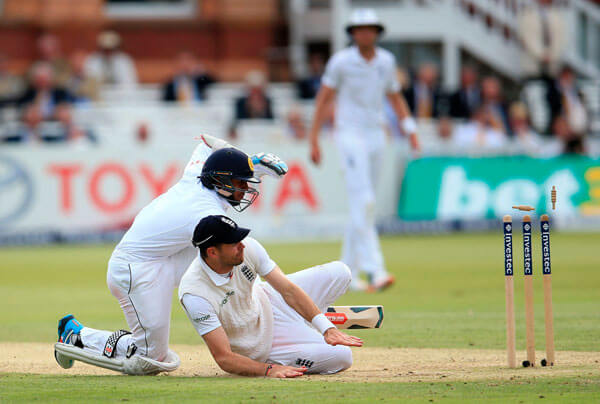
[569,0,600,77]
[463,0,526,31]
[457,0,600,78]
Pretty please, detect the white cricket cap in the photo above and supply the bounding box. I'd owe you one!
[245,70,267,88]
[346,8,385,34]
[98,31,121,50]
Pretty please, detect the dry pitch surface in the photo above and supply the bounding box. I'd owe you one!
[2,343,599,382]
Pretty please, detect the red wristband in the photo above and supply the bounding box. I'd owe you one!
[265,364,273,376]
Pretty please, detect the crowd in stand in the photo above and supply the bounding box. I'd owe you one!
[0,23,594,157]
[0,30,137,146]
[397,63,589,156]
[290,53,591,156]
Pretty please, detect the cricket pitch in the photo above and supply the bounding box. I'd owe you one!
[2,343,599,382]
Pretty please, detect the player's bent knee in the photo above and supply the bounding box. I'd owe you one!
[321,346,353,375]
[329,261,352,286]
[337,346,353,371]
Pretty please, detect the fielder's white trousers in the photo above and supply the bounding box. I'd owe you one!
[264,261,353,374]
[335,128,387,280]
[80,247,197,362]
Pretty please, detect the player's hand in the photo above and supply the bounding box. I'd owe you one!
[324,328,363,347]
[267,364,307,378]
[251,153,288,179]
[310,138,321,165]
[409,132,421,154]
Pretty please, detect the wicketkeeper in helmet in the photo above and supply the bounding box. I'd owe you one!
[308,9,421,292]
[54,135,289,375]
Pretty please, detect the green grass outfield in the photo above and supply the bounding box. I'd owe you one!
[1,232,600,402]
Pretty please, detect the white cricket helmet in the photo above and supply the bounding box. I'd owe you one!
[346,8,385,34]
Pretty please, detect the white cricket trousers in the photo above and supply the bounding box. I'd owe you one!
[335,128,387,280]
[264,261,353,374]
[80,248,196,362]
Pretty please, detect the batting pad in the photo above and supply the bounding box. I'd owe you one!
[55,342,124,372]
[54,342,180,375]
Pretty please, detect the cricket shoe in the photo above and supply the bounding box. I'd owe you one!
[55,314,84,369]
[349,278,368,292]
[367,274,395,293]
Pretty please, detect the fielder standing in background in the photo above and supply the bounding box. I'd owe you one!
[309,9,420,292]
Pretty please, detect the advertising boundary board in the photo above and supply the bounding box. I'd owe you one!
[398,156,600,224]
[0,140,402,245]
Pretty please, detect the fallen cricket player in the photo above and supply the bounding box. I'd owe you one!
[178,215,364,377]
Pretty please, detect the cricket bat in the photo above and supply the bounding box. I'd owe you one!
[325,305,384,329]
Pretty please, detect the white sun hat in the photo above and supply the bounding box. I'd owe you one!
[345,8,385,34]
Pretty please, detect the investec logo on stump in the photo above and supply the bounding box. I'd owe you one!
[503,222,513,276]
[523,222,532,275]
[541,221,552,275]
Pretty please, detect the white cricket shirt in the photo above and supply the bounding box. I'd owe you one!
[321,46,400,131]
[111,143,230,263]
[180,237,276,336]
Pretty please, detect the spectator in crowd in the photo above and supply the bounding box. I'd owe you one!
[0,53,24,108]
[3,104,51,143]
[235,71,274,120]
[54,103,97,147]
[68,50,99,104]
[423,116,458,154]
[509,102,544,155]
[395,67,411,90]
[552,115,586,155]
[36,33,71,88]
[449,65,481,119]
[454,106,507,150]
[296,53,325,99]
[437,116,455,143]
[403,63,444,118]
[18,62,73,119]
[518,0,567,79]
[229,71,274,138]
[136,122,150,145]
[547,66,588,135]
[286,106,307,140]
[480,76,511,135]
[162,51,215,103]
[85,31,138,89]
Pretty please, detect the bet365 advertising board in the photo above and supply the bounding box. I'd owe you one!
[398,156,600,220]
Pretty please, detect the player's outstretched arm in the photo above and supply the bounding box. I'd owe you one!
[387,92,421,153]
[308,85,336,165]
[264,267,363,348]
[202,327,307,378]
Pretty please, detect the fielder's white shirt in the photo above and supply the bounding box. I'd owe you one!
[181,237,276,336]
[111,143,230,263]
[321,46,400,131]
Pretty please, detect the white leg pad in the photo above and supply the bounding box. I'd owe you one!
[54,343,180,375]
[55,342,124,373]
